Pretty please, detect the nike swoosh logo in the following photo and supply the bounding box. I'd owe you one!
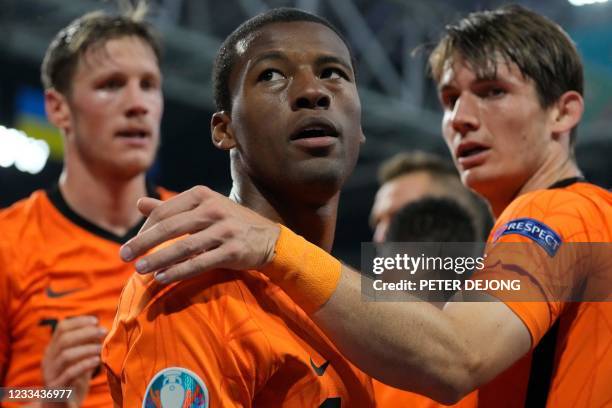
[310,357,330,376]
[45,286,83,298]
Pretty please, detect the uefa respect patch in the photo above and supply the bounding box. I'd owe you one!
[143,367,209,408]
[493,217,562,257]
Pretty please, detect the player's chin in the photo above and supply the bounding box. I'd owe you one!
[307,166,349,194]
[461,166,492,192]
[114,156,156,178]
[301,156,347,177]
[128,149,156,163]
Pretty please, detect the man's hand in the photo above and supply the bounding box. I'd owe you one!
[41,316,106,408]
[119,186,280,283]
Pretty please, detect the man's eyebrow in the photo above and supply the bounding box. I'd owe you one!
[249,51,288,68]
[438,76,503,93]
[316,55,353,74]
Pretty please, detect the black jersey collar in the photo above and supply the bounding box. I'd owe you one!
[547,177,585,190]
[46,181,159,245]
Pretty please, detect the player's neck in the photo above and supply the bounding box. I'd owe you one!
[230,182,339,253]
[59,162,148,237]
[490,156,582,218]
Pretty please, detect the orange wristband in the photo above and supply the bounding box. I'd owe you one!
[261,225,341,314]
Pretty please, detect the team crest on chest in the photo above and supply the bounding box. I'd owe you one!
[143,367,209,408]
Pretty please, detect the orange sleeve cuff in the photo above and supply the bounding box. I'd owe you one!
[261,225,341,314]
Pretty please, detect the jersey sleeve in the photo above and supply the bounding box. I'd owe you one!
[479,188,602,346]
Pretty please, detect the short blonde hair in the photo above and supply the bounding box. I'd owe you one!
[41,3,161,95]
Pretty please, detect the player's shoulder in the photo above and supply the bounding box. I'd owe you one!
[111,267,301,356]
[507,182,605,213]
[0,190,50,232]
[106,269,280,373]
[0,190,52,261]
[104,269,294,406]
[0,191,53,291]
[114,268,269,323]
[494,182,611,242]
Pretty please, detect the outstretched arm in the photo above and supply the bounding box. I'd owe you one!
[120,186,531,404]
[311,264,530,403]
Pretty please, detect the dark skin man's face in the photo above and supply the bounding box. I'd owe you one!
[218,21,364,203]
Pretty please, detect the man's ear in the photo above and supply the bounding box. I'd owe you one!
[550,90,584,139]
[211,111,236,150]
[359,126,366,144]
[45,89,71,134]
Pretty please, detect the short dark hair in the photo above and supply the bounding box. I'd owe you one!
[212,7,354,113]
[429,5,583,145]
[386,197,476,242]
[378,150,457,185]
[378,150,493,241]
[385,197,478,302]
[41,6,162,95]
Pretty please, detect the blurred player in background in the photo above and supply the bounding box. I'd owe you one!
[117,4,611,407]
[370,150,492,243]
[0,4,172,407]
[385,197,477,244]
[103,8,377,407]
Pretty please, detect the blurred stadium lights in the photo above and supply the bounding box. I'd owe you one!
[0,125,50,174]
[568,0,609,5]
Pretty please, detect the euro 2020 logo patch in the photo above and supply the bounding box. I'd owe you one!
[143,367,209,408]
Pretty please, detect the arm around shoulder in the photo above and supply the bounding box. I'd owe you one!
[263,228,533,403]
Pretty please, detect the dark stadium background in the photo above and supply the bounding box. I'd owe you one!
[1,0,610,266]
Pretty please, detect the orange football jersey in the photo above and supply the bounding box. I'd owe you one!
[477,180,612,407]
[103,265,377,407]
[0,185,174,408]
